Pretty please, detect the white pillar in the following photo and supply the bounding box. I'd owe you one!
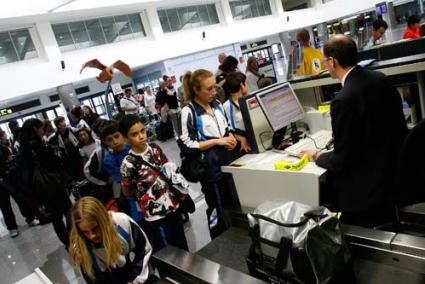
[220,0,235,26]
[144,6,164,40]
[273,0,285,17]
[34,21,62,62]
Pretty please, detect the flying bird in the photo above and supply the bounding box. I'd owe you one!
[80,59,132,83]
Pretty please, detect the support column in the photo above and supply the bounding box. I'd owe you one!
[220,0,235,26]
[34,21,62,63]
[144,6,164,40]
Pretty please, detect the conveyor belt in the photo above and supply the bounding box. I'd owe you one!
[153,209,425,284]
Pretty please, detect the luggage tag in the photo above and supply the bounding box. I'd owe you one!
[274,155,309,171]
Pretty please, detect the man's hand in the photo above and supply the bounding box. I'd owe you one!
[298,149,321,161]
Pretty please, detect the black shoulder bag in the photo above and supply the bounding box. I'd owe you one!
[130,153,195,214]
[180,104,208,182]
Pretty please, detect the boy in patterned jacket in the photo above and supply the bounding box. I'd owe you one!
[119,114,188,252]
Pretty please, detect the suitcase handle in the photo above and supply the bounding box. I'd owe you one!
[250,208,328,227]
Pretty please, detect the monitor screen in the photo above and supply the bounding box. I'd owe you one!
[256,83,304,132]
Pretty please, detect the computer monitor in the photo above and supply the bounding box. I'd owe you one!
[256,82,304,133]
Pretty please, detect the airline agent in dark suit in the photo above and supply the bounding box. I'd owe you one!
[300,35,408,228]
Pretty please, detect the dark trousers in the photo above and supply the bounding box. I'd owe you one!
[201,146,238,239]
[200,179,234,239]
[42,193,72,247]
[139,211,188,253]
[0,185,35,230]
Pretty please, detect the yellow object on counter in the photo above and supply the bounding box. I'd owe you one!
[318,105,331,114]
[274,155,309,171]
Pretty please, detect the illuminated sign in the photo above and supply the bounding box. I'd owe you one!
[0,108,13,117]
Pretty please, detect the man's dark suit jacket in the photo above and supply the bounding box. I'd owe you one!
[316,66,408,212]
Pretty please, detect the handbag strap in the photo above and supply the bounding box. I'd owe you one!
[128,152,172,187]
[250,209,328,228]
[188,103,200,142]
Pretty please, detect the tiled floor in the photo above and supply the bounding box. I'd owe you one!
[0,138,211,284]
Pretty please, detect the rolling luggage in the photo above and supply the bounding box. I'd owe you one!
[246,200,352,284]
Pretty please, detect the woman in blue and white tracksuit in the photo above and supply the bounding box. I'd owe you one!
[179,69,238,239]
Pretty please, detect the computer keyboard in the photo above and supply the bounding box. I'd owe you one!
[284,130,333,156]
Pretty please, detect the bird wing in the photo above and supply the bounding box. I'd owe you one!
[80,59,107,74]
[111,60,132,77]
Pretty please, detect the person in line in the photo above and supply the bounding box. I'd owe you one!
[100,121,141,222]
[223,72,251,155]
[69,105,91,132]
[177,75,187,109]
[245,56,263,92]
[216,56,239,103]
[120,88,139,115]
[215,52,227,77]
[364,19,388,49]
[82,105,100,128]
[295,28,326,76]
[10,127,21,154]
[42,120,56,141]
[100,121,131,201]
[0,139,39,238]
[0,130,12,152]
[143,86,159,121]
[180,69,237,239]
[69,197,154,284]
[83,119,113,205]
[163,75,182,139]
[77,128,99,165]
[20,118,72,247]
[49,116,82,181]
[300,35,407,228]
[120,114,188,252]
[403,15,422,39]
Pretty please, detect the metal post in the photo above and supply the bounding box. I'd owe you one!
[104,79,113,119]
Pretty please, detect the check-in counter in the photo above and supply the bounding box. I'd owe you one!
[227,52,425,210]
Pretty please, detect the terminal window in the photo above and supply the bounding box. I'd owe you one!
[229,0,272,21]
[0,29,38,65]
[158,4,220,33]
[53,14,146,52]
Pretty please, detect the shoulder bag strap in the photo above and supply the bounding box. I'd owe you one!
[128,153,171,186]
[188,103,200,141]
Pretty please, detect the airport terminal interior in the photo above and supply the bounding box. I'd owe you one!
[2,0,425,283]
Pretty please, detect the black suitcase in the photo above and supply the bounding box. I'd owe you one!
[156,120,174,141]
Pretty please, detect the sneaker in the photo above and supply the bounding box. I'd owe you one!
[10,229,19,238]
[28,219,40,227]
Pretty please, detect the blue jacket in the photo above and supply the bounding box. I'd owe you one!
[103,144,131,183]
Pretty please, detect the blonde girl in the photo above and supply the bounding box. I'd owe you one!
[69,197,153,284]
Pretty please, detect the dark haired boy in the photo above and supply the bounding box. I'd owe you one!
[119,114,188,252]
[99,121,142,222]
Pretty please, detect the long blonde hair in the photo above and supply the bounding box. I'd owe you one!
[182,69,213,102]
[69,197,122,280]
